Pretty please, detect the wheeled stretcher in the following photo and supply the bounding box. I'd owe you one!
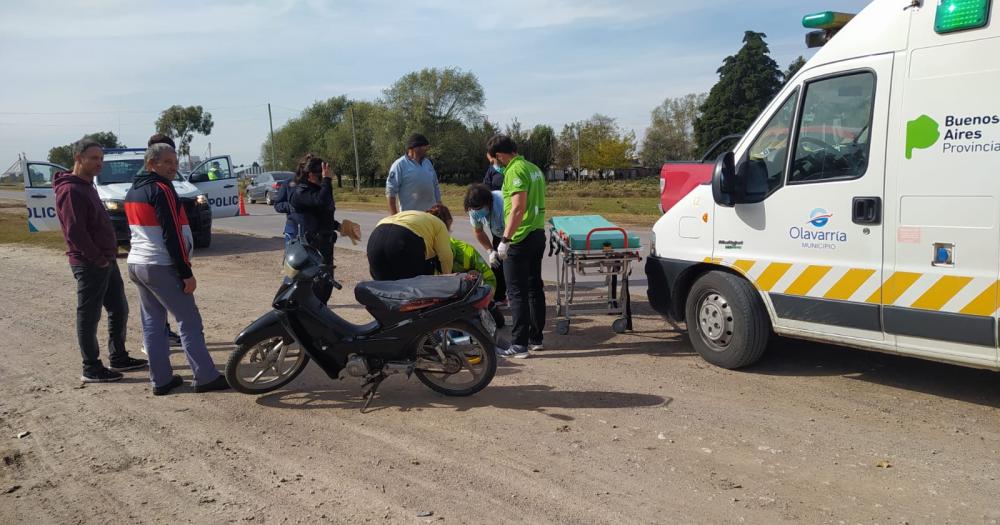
[547,215,642,335]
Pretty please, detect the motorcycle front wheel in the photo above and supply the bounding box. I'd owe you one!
[413,320,497,397]
[226,335,310,394]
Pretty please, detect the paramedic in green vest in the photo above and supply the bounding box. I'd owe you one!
[425,204,506,332]
[489,134,546,359]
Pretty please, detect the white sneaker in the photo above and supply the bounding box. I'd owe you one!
[529,343,544,352]
[497,345,530,359]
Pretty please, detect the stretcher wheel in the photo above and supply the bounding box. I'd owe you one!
[612,318,628,334]
[556,320,570,335]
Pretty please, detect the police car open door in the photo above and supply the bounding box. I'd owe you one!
[713,53,891,344]
[21,160,66,232]
[187,155,239,218]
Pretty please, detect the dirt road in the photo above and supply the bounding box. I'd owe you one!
[2,231,1000,524]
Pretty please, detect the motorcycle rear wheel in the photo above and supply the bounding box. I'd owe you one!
[226,335,309,394]
[413,321,497,397]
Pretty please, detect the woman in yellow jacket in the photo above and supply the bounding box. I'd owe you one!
[367,209,453,280]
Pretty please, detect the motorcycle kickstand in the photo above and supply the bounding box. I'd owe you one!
[360,373,387,414]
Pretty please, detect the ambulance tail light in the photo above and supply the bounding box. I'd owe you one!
[802,11,855,48]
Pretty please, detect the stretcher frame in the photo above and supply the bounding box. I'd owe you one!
[548,224,642,335]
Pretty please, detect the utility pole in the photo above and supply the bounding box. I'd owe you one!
[576,122,582,181]
[267,103,277,169]
[350,105,361,192]
[207,142,212,157]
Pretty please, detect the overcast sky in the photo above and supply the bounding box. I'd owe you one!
[0,0,871,168]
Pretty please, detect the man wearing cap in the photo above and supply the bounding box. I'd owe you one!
[386,133,441,214]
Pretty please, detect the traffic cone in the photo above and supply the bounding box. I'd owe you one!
[238,192,248,216]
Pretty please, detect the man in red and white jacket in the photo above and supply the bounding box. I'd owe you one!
[124,143,229,396]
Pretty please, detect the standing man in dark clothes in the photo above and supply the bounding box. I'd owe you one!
[289,157,338,304]
[54,138,147,382]
[483,153,505,191]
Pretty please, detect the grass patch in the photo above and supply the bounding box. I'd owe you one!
[332,178,660,227]
[0,209,66,251]
[0,182,24,190]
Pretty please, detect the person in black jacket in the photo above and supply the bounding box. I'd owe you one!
[289,157,339,304]
[482,153,505,191]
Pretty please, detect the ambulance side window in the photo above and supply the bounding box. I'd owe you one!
[746,89,799,194]
[788,71,875,184]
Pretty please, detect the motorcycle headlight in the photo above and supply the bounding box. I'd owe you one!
[196,194,209,206]
[282,259,300,279]
[103,200,123,212]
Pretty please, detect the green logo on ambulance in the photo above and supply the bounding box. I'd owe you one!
[905,115,940,159]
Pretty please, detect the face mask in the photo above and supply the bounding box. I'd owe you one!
[470,207,489,222]
[493,164,505,175]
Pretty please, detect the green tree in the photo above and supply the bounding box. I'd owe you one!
[555,114,637,174]
[48,131,125,168]
[382,67,485,129]
[155,105,214,161]
[785,56,807,83]
[641,93,706,166]
[523,124,556,172]
[694,31,783,152]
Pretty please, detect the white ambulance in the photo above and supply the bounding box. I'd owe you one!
[646,0,1000,371]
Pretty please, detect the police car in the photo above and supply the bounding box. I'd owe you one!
[21,149,241,248]
[647,0,1000,371]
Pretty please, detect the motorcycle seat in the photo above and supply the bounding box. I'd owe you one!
[355,274,472,315]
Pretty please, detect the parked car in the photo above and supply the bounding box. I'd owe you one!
[245,171,294,205]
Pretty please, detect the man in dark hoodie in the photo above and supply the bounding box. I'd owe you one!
[125,143,229,396]
[54,138,147,383]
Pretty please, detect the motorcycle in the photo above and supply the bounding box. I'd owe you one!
[225,237,498,410]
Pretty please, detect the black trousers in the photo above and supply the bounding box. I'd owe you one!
[502,229,546,346]
[368,224,433,280]
[311,233,336,304]
[71,262,129,372]
[490,233,508,302]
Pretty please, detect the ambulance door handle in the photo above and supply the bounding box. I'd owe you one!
[852,196,881,225]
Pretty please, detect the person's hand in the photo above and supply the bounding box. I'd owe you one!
[321,162,332,179]
[487,250,500,268]
[497,241,510,261]
[182,277,197,294]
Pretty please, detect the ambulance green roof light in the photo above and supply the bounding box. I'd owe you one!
[802,11,855,30]
[935,0,992,34]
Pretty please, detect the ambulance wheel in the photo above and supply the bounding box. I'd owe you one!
[556,320,570,335]
[685,271,769,369]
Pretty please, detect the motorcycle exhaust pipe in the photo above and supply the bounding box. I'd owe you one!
[382,362,414,375]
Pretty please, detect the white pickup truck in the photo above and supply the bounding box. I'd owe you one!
[19,148,241,248]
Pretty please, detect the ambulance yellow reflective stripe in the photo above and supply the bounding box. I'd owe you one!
[866,272,921,305]
[755,263,794,292]
[959,280,1000,316]
[732,259,757,275]
[824,268,876,301]
[703,257,1000,317]
[910,276,974,311]
[785,265,833,296]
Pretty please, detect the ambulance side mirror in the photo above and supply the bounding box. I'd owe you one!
[712,152,737,207]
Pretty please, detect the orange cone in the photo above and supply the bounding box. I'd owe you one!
[238,192,248,216]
